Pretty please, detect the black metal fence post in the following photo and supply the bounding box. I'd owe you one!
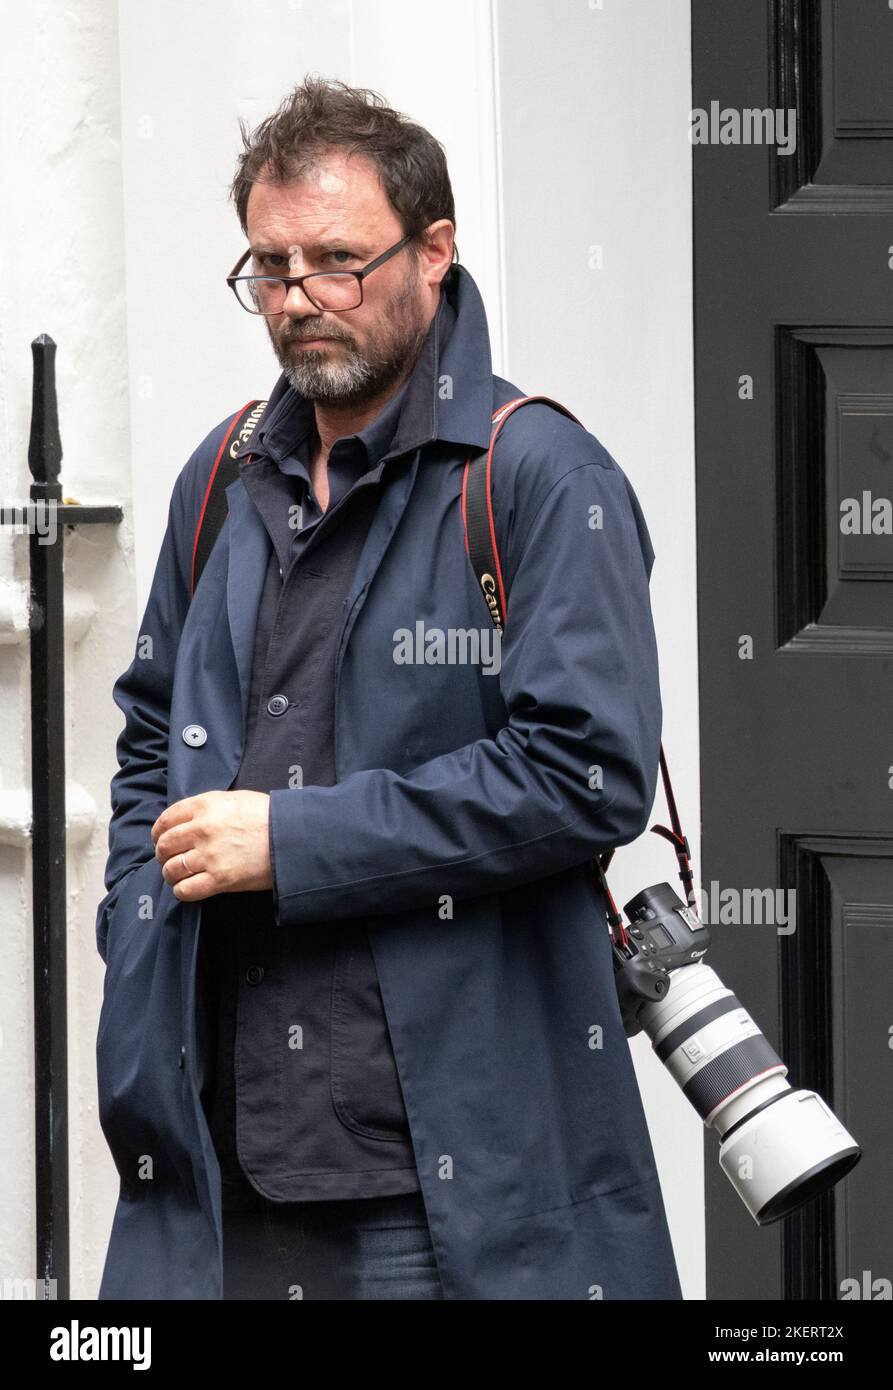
[2,335,122,1299]
[28,335,69,1301]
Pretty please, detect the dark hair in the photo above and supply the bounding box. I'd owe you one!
[229,75,459,266]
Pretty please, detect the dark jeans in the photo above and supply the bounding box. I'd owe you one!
[222,1188,445,1300]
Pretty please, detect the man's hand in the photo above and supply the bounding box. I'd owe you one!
[152,790,273,901]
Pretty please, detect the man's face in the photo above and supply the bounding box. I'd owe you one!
[245,151,432,407]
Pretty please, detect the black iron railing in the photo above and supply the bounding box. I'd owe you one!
[1,335,122,1299]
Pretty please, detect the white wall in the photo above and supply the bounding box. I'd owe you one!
[1,0,700,1299]
[0,0,134,1301]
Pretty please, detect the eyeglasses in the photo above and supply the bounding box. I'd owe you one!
[226,233,414,315]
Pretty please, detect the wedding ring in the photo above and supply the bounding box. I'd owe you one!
[180,852,191,874]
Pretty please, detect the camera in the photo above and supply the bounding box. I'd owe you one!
[612,881,862,1225]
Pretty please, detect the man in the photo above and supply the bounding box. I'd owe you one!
[95,75,683,1301]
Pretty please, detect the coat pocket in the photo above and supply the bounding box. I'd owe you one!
[100,858,158,975]
[96,861,194,1193]
[330,924,414,1141]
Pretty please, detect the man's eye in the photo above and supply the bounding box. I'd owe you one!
[255,249,354,271]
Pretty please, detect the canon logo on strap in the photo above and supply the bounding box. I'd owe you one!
[228,401,268,459]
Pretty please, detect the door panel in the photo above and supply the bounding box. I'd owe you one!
[693,0,893,1299]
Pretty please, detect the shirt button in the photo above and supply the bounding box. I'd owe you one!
[267,694,289,716]
[245,965,264,986]
[182,724,207,747]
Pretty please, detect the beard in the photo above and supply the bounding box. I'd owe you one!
[266,257,430,408]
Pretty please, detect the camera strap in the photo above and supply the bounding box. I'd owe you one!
[190,397,269,597]
[461,396,696,946]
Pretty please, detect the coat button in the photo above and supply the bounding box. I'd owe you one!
[182,724,207,747]
[245,964,264,986]
[178,1045,186,1069]
[266,694,289,717]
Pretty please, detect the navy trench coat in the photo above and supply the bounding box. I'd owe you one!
[94,263,683,1301]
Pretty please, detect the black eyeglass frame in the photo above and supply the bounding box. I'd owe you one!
[226,232,416,315]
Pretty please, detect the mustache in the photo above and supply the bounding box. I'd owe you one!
[279,325,349,345]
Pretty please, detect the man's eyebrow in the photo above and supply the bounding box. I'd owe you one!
[249,240,370,257]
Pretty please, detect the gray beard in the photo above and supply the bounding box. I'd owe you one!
[272,264,430,408]
[280,339,377,405]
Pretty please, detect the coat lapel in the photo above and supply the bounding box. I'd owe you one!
[224,474,271,722]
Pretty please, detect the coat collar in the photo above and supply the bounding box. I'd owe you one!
[231,260,496,465]
[431,262,497,451]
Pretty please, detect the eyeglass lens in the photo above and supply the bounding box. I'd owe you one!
[234,267,362,314]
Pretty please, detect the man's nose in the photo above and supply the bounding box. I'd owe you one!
[281,282,324,318]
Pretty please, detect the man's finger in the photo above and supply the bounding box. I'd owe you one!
[161,850,199,887]
[172,872,217,902]
[151,794,207,845]
[155,822,201,866]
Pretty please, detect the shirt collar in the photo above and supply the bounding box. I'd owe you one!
[232,261,495,470]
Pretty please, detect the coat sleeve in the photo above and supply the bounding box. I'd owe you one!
[268,444,664,926]
[94,444,204,964]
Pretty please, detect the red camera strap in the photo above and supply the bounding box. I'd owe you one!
[462,396,696,947]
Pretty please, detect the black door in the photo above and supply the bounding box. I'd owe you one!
[693,0,893,1300]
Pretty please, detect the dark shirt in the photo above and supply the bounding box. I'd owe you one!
[196,291,458,1207]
